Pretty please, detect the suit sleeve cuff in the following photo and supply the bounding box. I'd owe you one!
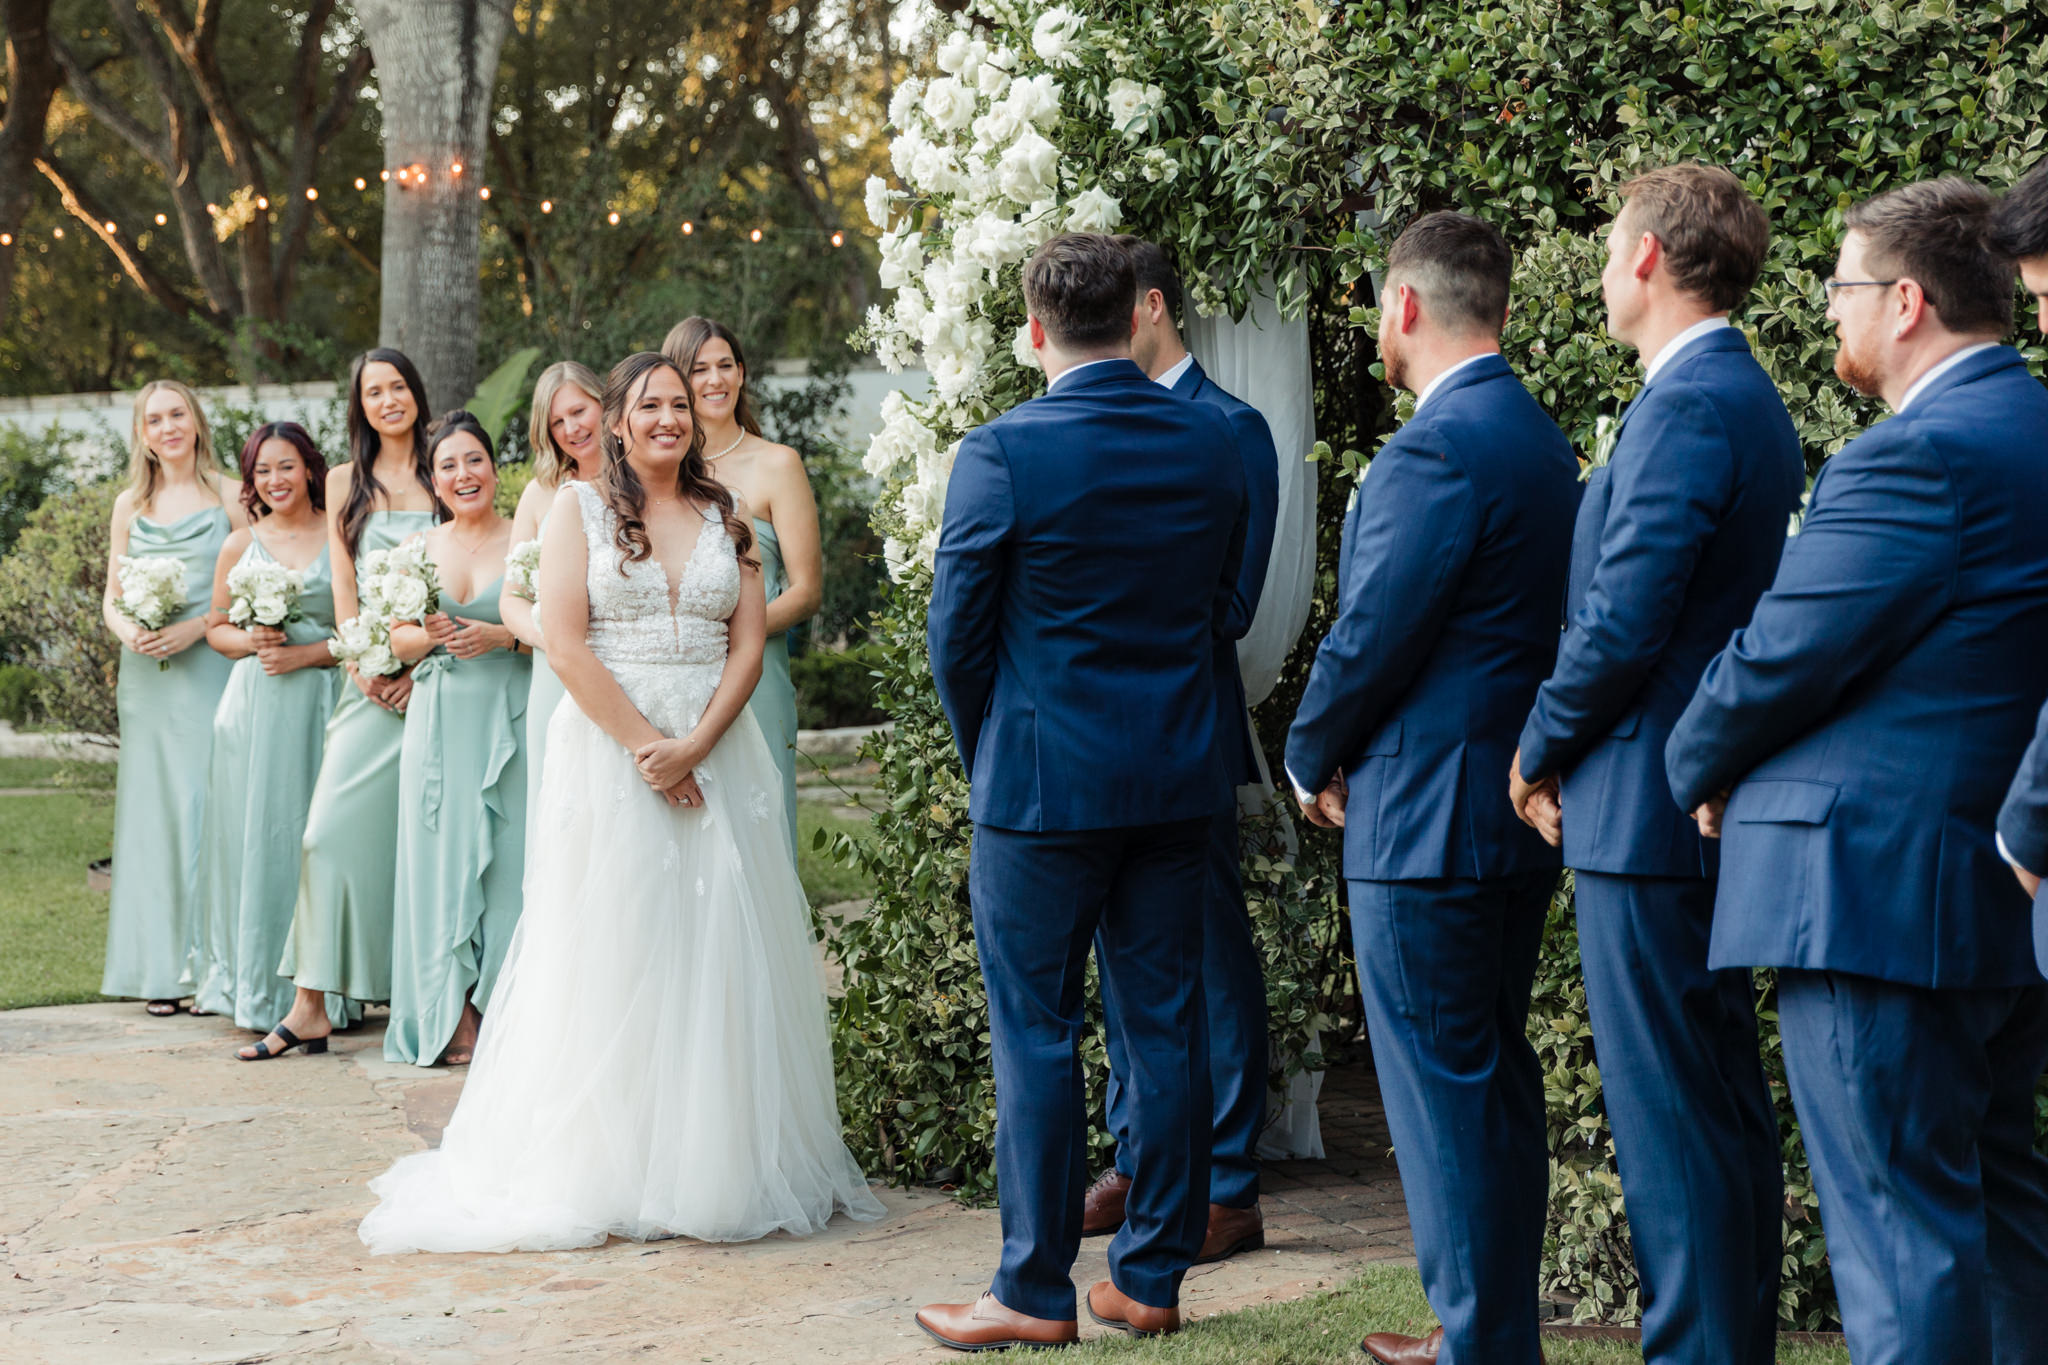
[1285,766,1315,806]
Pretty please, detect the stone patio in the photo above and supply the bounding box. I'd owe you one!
[0,1003,1413,1363]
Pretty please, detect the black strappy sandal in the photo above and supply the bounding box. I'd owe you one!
[237,1024,330,1061]
[145,999,180,1016]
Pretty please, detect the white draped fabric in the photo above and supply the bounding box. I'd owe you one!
[1187,285,1327,1160]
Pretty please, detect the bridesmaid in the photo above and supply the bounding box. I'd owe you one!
[100,380,246,1016]
[502,361,603,823]
[383,411,531,1068]
[244,349,437,1061]
[193,424,339,1032]
[661,317,822,852]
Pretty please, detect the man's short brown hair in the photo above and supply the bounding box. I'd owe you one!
[1618,164,1771,311]
[1849,177,2016,335]
[1992,158,2048,261]
[1024,233,1137,350]
[1115,235,1184,326]
[1385,211,1514,335]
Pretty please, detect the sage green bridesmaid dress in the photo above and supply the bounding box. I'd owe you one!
[103,505,234,1001]
[279,508,437,1005]
[746,517,800,858]
[191,541,341,1029]
[523,499,566,829]
[383,573,530,1066]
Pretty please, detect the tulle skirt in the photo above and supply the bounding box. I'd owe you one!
[358,680,882,1253]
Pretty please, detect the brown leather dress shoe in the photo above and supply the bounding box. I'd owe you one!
[1086,1279,1181,1338]
[1081,1169,1131,1236]
[1195,1201,1265,1263]
[916,1293,1077,1352]
[1361,1327,1442,1364]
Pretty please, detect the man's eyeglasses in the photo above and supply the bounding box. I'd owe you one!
[1822,277,1901,295]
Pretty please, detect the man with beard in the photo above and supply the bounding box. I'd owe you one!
[1511,165,1801,1365]
[1667,177,2048,1364]
[1286,210,1578,1365]
[1991,162,2048,916]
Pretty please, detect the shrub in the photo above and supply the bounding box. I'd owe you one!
[0,662,47,727]
[0,421,72,559]
[0,482,120,738]
[792,645,888,730]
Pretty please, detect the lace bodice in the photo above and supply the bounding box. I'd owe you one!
[571,481,739,668]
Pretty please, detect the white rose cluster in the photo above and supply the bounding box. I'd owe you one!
[225,558,306,628]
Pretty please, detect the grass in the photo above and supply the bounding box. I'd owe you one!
[985,1265,1850,1364]
[0,758,873,1011]
[0,785,115,1010]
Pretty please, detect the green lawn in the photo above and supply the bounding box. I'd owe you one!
[986,1264,1848,1364]
[0,759,872,1011]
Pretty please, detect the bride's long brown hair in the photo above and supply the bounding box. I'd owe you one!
[597,351,756,569]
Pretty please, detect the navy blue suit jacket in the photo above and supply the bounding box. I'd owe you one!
[1666,347,2048,989]
[1174,358,1281,786]
[1286,355,1580,880]
[2000,705,2048,878]
[1519,328,1805,876]
[928,358,1248,832]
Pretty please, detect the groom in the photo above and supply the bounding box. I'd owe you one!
[919,232,1250,1351]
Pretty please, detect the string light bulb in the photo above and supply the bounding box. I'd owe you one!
[305,187,318,201]
[831,231,844,247]
[52,227,64,239]
[155,213,168,226]
[257,196,269,210]
[479,186,491,201]
[206,202,219,214]
[450,161,463,176]
[379,169,390,183]
[750,227,763,243]
[608,211,621,226]
[0,233,12,246]
[681,220,694,235]
[355,177,367,191]
[104,220,117,234]
[541,199,553,213]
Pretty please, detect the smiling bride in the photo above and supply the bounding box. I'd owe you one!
[358,352,883,1253]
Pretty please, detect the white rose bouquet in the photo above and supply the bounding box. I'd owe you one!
[116,554,191,670]
[329,614,402,679]
[359,540,441,625]
[225,559,306,629]
[503,538,543,603]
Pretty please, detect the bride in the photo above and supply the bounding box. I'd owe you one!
[359,352,883,1252]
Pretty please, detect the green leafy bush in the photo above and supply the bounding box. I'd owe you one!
[792,645,889,730]
[0,421,72,559]
[0,662,48,727]
[0,482,120,738]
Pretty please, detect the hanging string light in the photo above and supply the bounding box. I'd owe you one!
[155,213,168,226]
[541,200,554,213]
[607,211,620,226]
[750,228,763,243]
[681,220,694,235]
[479,187,491,201]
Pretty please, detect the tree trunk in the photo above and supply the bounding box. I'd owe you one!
[0,0,63,332]
[353,0,513,414]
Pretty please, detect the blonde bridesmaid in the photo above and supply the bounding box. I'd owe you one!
[502,361,603,823]
[245,350,437,1061]
[661,317,822,854]
[383,412,530,1067]
[193,424,340,1032]
[100,381,246,1016]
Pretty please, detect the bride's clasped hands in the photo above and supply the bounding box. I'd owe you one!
[635,731,710,807]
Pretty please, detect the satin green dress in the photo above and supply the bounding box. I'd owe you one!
[192,541,342,1028]
[280,509,437,1003]
[746,517,799,857]
[523,500,567,831]
[103,505,234,1001]
[383,574,530,1066]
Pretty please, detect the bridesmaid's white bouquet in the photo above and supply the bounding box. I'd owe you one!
[503,538,543,603]
[226,560,305,629]
[359,540,441,625]
[330,614,402,678]
[116,554,191,670]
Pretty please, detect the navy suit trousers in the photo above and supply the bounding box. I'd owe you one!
[1348,872,1554,1365]
[1573,872,1781,1365]
[970,818,1212,1319]
[1106,800,1268,1208]
[1777,971,2048,1365]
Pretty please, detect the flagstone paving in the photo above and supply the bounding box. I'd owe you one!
[1,1002,1411,1363]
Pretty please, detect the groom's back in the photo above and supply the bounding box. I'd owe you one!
[933,361,1247,831]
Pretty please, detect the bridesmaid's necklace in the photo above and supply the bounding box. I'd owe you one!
[706,430,746,462]
[451,524,497,555]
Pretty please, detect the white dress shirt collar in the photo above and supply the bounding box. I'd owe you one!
[1154,352,1196,390]
[1896,342,2000,413]
[1412,352,1495,416]
[1047,357,1128,393]
[1642,316,1733,385]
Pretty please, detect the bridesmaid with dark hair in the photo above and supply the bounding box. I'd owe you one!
[660,317,822,853]
[101,380,247,1015]
[245,349,438,1061]
[193,423,340,1032]
[383,411,531,1068]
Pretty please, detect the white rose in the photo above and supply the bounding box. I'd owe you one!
[1007,73,1063,129]
[958,213,1030,272]
[1065,185,1123,233]
[878,229,923,290]
[1013,321,1039,369]
[932,350,984,404]
[1020,201,1063,247]
[887,78,924,131]
[1105,78,1162,135]
[935,28,974,74]
[916,525,942,570]
[253,593,288,623]
[925,76,976,133]
[360,644,397,678]
[1141,148,1179,183]
[920,308,973,359]
[890,128,929,183]
[900,481,935,526]
[970,103,1024,156]
[908,140,961,195]
[385,576,428,621]
[1032,6,1085,67]
[975,61,1012,100]
[997,129,1060,205]
[894,287,929,331]
[864,175,894,230]
[883,536,911,583]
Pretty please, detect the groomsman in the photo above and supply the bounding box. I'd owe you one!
[1081,236,1279,1265]
[1992,161,2048,914]
[1286,211,1579,1365]
[1666,177,2048,1365]
[920,233,1248,1350]
[1510,165,1801,1365]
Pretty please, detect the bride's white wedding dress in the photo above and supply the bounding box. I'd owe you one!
[359,482,883,1253]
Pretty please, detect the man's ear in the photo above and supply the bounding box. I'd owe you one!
[1396,282,1421,335]
[1029,315,1048,351]
[1894,278,1930,340]
[1129,306,1140,341]
[1632,231,1661,284]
